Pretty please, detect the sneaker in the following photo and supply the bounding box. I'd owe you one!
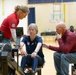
[31,70,35,73]
[25,70,35,75]
[25,70,32,75]
[31,70,36,75]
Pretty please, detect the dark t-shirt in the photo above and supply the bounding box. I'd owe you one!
[22,36,44,58]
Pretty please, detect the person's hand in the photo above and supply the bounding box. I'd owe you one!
[20,49,28,56]
[31,52,37,58]
[43,43,49,49]
[56,34,62,40]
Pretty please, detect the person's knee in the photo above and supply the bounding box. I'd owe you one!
[61,54,66,59]
[21,56,27,62]
[54,52,59,57]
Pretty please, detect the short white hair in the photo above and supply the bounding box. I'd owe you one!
[28,23,38,34]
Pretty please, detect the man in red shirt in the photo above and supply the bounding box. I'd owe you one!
[0,5,29,51]
[43,22,76,75]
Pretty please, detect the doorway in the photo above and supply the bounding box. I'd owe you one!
[28,7,36,25]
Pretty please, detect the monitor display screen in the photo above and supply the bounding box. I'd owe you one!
[16,27,24,37]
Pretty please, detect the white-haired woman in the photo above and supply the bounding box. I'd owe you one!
[19,23,45,74]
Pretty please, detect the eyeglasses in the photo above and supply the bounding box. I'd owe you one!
[21,11,26,17]
[23,13,26,17]
[21,10,29,18]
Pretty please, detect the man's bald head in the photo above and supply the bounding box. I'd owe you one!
[56,22,66,29]
[56,22,66,35]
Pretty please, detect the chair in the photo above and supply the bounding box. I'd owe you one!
[24,65,43,75]
[12,49,44,75]
[12,27,44,75]
[71,64,76,75]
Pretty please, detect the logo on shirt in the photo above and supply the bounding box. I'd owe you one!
[12,24,15,28]
[27,42,30,45]
[32,43,34,45]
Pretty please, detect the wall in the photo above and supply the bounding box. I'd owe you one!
[0,0,28,34]
[0,1,76,35]
[28,4,55,35]
[65,2,76,28]
[27,2,76,35]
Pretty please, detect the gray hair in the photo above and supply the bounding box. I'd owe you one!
[28,23,38,34]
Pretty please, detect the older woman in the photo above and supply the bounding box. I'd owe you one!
[19,23,45,74]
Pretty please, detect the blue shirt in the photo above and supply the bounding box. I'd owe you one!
[22,35,44,58]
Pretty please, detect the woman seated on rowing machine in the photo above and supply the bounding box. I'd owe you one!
[19,23,45,74]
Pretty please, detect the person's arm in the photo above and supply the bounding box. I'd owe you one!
[43,43,61,52]
[43,43,49,49]
[34,42,42,53]
[10,28,16,43]
[42,34,62,52]
[19,42,24,50]
[19,42,28,56]
[57,32,76,54]
[34,37,43,53]
[31,42,42,58]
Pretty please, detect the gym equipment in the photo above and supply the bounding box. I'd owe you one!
[13,27,44,75]
[0,31,4,42]
[12,27,24,67]
[12,27,44,75]
[11,27,25,75]
[0,46,25,75]
[24,54,44,75]
[41,31,57,36]
[0,43,13,75]
[0,43,11,52]
[0,27,25,75]
[71,64,76,75]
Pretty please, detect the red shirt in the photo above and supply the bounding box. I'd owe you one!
[49,30,76,54]
[0,12,19,39]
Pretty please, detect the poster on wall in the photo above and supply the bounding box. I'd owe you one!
[50,12,64,23]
